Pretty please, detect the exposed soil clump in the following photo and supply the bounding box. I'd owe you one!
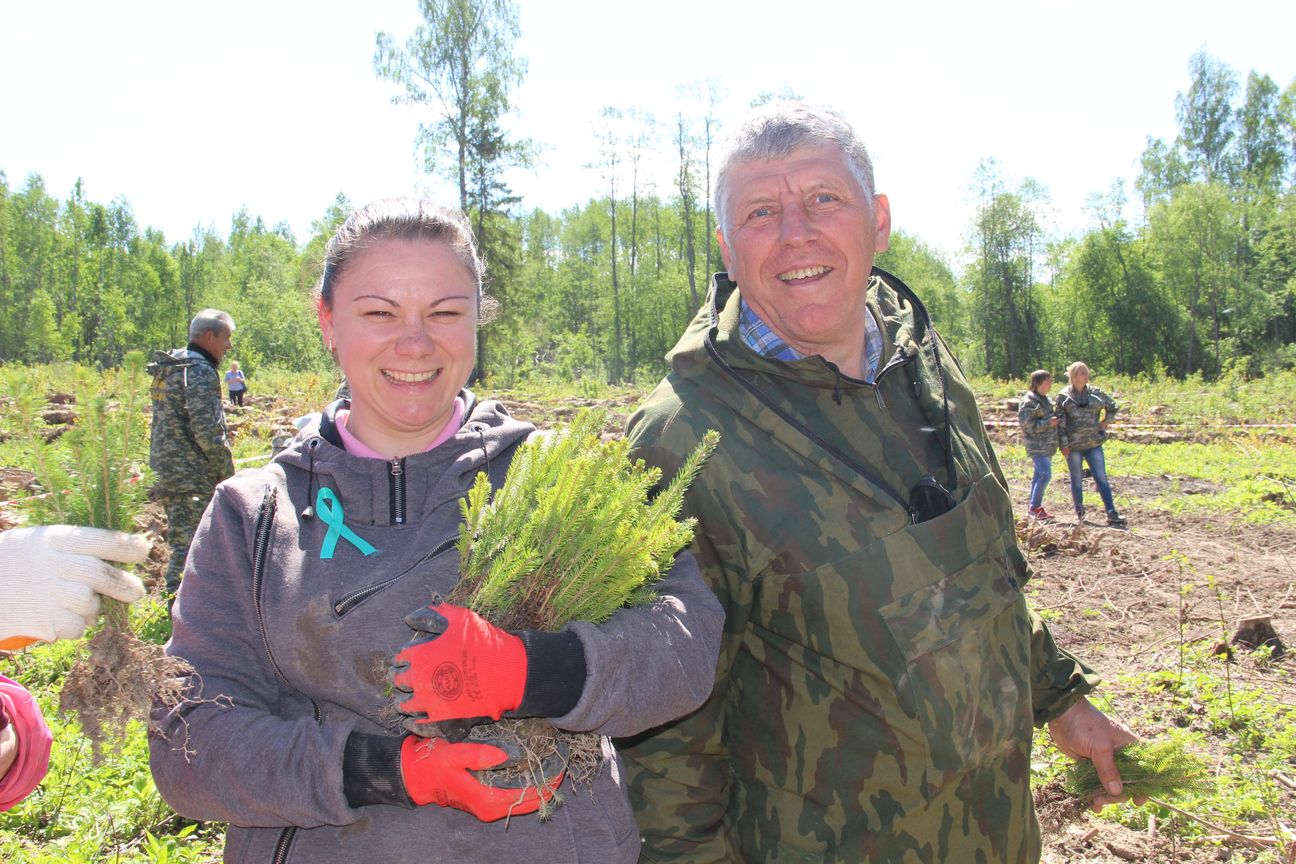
[58,601,192,761]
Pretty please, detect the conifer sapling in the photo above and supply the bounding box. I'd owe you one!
[432,409,719,808]
[24,351,191,760]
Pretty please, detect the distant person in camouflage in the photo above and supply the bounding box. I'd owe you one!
[148,309,236,597]
[1056,361,1126,527]
[1019,369,1061,521]
[618,102,1138,863]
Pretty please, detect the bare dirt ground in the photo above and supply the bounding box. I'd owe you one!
[984,422,1296,863]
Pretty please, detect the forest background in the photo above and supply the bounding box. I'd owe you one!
[2,2,1295,386]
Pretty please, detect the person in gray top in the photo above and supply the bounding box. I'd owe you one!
[1056,361,1126,527]
[1018,369,1060,520]
[148,199,723,864]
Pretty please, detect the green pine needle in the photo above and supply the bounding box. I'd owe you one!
[22,351,150,535]
[449,409,718,632]
[1062,736,1212,800]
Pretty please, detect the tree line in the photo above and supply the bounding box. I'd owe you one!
[1,44,1293,386]
[962,51,1296,380]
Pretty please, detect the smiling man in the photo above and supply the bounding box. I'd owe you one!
[619,102,1135,863]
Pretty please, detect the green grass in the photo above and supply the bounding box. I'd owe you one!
[1033,650,1296,854]
[970,368,1296,427]
[1,601,226,863]
[998,437,1296,525]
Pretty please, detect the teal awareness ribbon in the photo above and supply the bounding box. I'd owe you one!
[315,486,377,560]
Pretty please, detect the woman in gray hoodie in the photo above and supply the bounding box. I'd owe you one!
[149,199,723,864]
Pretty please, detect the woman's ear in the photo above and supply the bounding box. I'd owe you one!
[316,298,333,350]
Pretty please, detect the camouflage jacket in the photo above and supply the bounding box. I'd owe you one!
[618,270,1099,864]
[1055,384,1117,452]
[1017,390,1060,457]
[147,347,234,495]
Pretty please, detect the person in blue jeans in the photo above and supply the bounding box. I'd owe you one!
[1055,361,1127,527]
[1018,369,1060,520]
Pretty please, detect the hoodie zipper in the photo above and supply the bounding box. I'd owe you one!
[389,458,406,525]
[251,484,321,864]
[332,535,459,617]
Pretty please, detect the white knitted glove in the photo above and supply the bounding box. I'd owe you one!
[0,526,149,644]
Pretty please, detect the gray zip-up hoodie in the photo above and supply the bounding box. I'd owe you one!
[149,395,723,864]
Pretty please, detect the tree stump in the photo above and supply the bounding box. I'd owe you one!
[1231,615,1285,659]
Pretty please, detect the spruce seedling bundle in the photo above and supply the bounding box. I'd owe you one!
[22,352,190,760]
[1063,735,1211,801]
[441,409,718,804]
[448,409,718,631]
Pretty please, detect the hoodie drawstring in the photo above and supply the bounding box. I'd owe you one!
[300,437,321,521]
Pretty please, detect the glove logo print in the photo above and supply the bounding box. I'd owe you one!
[432,661,463,700]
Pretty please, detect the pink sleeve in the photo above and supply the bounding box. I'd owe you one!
[0,674,53,811]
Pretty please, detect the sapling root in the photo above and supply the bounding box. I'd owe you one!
[58,598,193,761]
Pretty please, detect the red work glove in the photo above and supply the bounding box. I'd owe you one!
[391,604,529,726]
[400,736,562,822]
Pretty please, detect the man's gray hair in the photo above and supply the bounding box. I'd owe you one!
[714,101,877,239]
[189,309,235,341]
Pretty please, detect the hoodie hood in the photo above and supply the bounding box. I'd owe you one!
[271,392,534,528]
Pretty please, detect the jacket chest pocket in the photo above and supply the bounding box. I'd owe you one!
[733,474,1033,820]
[876,474,1034,788]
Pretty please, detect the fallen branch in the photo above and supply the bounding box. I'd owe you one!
[1149,798,1280,849]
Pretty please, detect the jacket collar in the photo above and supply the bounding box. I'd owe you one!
[675,267,932,386]
[186,342,219,368]
[271,392,528,526]
[315,390,482,452]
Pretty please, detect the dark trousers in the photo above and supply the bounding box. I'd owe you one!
[159,492,212,596]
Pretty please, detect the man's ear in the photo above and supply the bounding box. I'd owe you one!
[716,227,734,272]
[872,193,892,254]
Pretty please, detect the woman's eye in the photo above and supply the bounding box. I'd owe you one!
[813,192,837,204]
[750,206,773,220]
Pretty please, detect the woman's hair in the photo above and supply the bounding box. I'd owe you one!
[1029,369,1051,393]
[1066,361,1090,382]
[315,198,496,320]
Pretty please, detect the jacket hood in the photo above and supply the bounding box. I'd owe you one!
[665,267,934,398]
[1058,384,1092,406]
[146,348,208,378]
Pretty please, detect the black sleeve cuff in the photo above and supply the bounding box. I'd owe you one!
[514,629,587,719]
[342,732,415,809]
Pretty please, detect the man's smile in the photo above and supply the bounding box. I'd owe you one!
[778,265,833,283]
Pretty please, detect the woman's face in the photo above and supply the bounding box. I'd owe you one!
[317,238,478,456]
[1070,366,1090,390]
[1038,377,1052,395]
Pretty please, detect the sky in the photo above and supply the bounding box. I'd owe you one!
[3,0,1293,265]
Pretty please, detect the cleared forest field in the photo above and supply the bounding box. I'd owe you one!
[1,366,1293,863]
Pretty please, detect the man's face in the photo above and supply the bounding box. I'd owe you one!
[716,144,890,373]
[197,327,233,363]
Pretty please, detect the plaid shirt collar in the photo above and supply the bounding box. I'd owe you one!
[738,298,882,384]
